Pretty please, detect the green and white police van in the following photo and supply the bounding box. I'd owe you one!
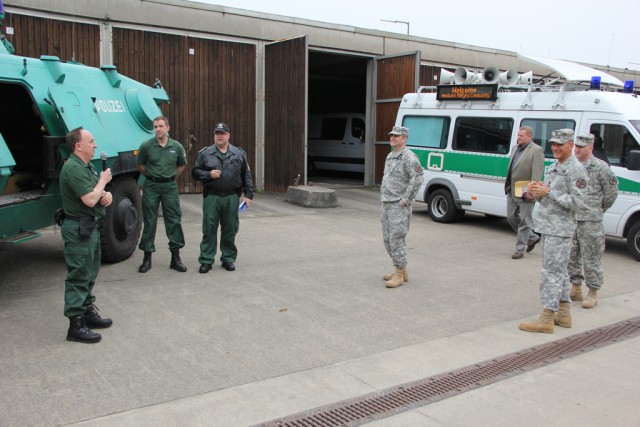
[395,54,640,260]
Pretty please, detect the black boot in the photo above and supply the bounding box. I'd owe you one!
[67,316,101,343]
[139,251,152,273]
[83,304,113,329]
[170,249,187,272]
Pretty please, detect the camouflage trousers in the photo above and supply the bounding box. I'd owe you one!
[381,201,412,268]
[568,221,605,290]
[540,234,572,311]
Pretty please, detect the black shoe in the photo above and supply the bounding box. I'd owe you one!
[67,316,101,343]
[139,251,152,273]
[199,263,212,274]
[526,237,540,253]
[170,250,187,272]
[83,304,113,329]
[221,262,235,271]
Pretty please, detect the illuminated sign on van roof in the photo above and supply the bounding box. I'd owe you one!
[437,84,498,101]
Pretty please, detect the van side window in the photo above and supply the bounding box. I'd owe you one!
[402,116,450,149]
[352,118,365,142]
[590,123,639,167]
[320,117,347,140]
[453,117,512,154]
[521,119,575,158]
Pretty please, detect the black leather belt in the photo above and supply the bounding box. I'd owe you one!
[66,215,99,222]
[203,189,234,197]
[146,175,175,183]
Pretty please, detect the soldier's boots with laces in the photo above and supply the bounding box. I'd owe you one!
[519,309,554,333]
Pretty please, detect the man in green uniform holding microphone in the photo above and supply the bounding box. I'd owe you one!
[137,116,188,273]
[60,127,113,343]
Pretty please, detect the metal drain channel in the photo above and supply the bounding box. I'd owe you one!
[258,316,640,427]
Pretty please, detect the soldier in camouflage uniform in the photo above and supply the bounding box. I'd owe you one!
[519,129,587,333]
[568,133,618,309]
[380,126,423,288]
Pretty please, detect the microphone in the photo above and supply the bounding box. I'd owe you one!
[100,151,108,171]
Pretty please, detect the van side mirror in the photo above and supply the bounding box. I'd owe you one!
[627,150,640,171]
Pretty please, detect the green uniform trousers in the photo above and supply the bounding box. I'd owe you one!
[139,181,185,252]
[62,219,99,318]
[198,194,240,265]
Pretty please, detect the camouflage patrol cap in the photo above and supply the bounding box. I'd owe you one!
[549,128,574,144]
[575,133,595,147]
[389,126,409,136]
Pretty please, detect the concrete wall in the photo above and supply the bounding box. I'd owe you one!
[7,0,636,82]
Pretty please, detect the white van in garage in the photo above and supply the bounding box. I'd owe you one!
[308,113,365,173]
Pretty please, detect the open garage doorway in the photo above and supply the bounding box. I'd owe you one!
[307,51,368,187]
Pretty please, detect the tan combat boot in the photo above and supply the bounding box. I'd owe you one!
[570,284,583,301]
[553,301,572,328]
[383,268,408,282]
[519,309,554,333]
[582,289,598,309]
[385,268,405,288]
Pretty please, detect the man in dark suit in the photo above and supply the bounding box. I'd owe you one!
[505,126,545,259]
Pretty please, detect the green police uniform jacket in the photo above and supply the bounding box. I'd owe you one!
[137,137,187,179]
[60,153,105,219]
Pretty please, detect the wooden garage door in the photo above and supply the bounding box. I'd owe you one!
[3,12,100,66]
[374,52,420,184]
[264,36,307,193]
[112,28,256,194]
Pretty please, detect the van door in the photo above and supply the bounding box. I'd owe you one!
[346,116,366,166]
[309,115,349,170]
[585,120,640,237]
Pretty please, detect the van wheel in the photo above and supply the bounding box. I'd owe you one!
[100,176,142,263]
[427,189,461,223]
[627,222,640,261]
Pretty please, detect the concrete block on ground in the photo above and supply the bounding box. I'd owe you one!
[285,185,338,208]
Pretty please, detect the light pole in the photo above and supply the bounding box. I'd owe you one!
[380,19,409,35]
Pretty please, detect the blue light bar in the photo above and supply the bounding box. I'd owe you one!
[624,80,635,93]
[590,76,601,90]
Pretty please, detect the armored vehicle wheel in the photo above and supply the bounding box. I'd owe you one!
[627,222,640,261]
[427,189,463,223]
[101,177,142,263]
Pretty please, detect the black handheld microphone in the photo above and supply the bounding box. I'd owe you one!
[100,151,108,171]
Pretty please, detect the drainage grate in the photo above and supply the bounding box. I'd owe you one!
[258,316,640,427]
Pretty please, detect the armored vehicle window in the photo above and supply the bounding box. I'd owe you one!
[453,117,512,154]
[402,116,450,149]
[320,117,347,140]
[521,119,575,158]
[590,123,639,167]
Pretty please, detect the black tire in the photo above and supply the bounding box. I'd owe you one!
[627,222,640,261]
[427,189,461,223]
[100,176,142,263]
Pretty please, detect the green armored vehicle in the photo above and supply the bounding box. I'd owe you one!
[0,41,169,262]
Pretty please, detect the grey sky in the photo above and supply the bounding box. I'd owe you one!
[191,0,638,71]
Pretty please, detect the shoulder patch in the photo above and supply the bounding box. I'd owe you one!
[610,176,618,186]
[576,178,587,189]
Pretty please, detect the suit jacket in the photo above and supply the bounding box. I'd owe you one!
[504,141,545,200]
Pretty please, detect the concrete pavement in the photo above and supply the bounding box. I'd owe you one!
[1,186,638,426]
